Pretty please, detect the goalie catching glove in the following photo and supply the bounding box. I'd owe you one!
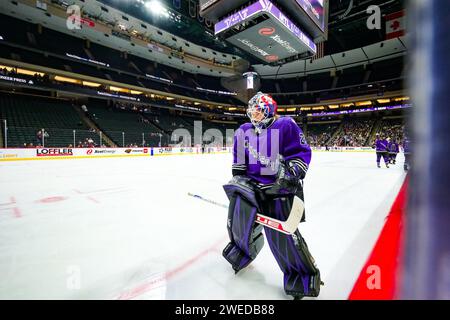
[266,158,307,196]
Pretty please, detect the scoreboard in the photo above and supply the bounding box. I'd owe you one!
[279,0,328,40]
[199,0,329,64]
[200,0,328,41]
[296,0,326,32]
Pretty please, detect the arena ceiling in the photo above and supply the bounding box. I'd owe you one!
[2,0,406,79]
[98,0,405,58]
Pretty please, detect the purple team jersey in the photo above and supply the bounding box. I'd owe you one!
[389,142,399,153]
[403,139,411,153]
[376,139,389,152]
[233,117,311,184]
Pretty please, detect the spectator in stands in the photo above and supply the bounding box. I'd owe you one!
[81,104,89,115]
[331,119,374,147]
[32,73,45,83]
[77,141,83,148]
[36,130,43,145]
[87,138,95,148]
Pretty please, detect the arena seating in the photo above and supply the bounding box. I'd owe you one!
[370,118,405,145]
[0,91,407,148]
[0,93,99,147]
[306,122,341,146]
[0,13,405,107]
[0,13,239,105]
[330,118,377,147]
[85,103,166,147]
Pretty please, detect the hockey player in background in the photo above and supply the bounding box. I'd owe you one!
[388,139,399,165]
[375,134,390,168]
[403,136,411,171]
[222,92,322,300]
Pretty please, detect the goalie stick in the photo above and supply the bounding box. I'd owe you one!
[187,192,304,235]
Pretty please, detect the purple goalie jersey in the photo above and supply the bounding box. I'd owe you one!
[232,117,311,184]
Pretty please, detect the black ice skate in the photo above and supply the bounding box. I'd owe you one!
[291,280,324,300]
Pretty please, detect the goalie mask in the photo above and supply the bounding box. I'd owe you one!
[247,92,277,129]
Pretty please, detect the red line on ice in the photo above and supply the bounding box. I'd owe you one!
[87,196,100,203]
[348,178,408,300]
[116,236,228,300]
[13,207,22,218]
[0,197,16,206]
[37,196,68,203]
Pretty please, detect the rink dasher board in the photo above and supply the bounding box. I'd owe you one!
[312,147,376,152]
[0,147,381,162]
[0,147,232,161]
[313,150,376,153]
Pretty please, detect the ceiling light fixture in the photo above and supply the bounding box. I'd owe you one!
[145,1,169,18]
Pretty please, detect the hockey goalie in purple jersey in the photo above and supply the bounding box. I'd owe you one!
[222,92,322,300]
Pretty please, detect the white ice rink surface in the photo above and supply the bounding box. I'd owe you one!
[0,152,406,300]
